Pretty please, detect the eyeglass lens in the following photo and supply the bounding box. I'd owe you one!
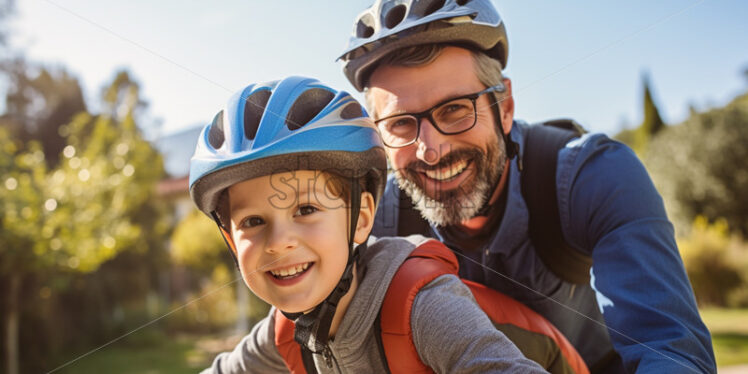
[378,97,476,147]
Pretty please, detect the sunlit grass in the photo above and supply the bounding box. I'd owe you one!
[701,308,748,368]
[53,330,216,374]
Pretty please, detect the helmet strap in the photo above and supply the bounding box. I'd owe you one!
[475,93,520,217]
[210,211,240,269]
[489,91,521,167]
[285,179,366,352]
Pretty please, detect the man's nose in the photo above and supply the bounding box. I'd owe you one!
[415,117,449,166]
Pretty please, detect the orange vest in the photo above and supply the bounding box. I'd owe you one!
[274,240,589,374]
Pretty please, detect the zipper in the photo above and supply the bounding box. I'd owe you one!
[322,345,334,369]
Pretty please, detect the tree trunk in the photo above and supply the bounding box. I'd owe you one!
[4,272,21,374]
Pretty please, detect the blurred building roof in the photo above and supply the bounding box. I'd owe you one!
[154,126,202,178]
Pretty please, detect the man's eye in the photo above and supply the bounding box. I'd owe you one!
[440,103,470,114]
[391,118,412,128]
[240,216,265,228]
[295,205,319,217]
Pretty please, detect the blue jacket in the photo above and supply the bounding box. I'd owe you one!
[372,121,716,373]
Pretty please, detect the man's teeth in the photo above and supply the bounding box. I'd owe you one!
[270,263,310,278]
[424,159,468,181]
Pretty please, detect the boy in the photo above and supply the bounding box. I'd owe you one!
[189,76,568,373]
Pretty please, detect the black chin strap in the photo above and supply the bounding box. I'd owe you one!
[488,91,521,168]
[475,93,520,217]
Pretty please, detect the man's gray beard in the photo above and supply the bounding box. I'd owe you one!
[394,140,505,227]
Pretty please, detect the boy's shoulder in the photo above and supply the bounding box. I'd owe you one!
[363,234,434,270]
[352,234,436,305]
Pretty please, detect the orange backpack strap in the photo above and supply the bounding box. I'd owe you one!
[380,240,455,374]
[464,280,589,374]
[381,239,589,374]
[273,309,308,374]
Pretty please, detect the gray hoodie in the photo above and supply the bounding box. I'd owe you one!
[201,235,546,373]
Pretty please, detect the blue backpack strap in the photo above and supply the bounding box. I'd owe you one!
[521,119,592,284]
[373,177,431,238]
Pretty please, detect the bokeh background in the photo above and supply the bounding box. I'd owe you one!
[1,1,747,373]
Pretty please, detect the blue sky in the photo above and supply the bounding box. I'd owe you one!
[8,0,748,138]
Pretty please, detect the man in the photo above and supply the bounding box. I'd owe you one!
[338,1,715,373]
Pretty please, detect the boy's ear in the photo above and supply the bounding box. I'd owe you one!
[354,191,376,244]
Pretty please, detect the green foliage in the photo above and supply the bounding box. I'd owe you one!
[1,73,166,275]
[639,74,665,140]
[1,69,171,372]
[0,59,87,167]
[614,73,666,154]
[645,93,748,236]
[166,265,270,333]
[169,208,271,332]
[700,308,748,367]
[171,208,228,272]
[678,217,747,306]
[0,128,49,274]
[52,332,213,374]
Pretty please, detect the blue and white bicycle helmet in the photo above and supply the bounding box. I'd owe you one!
[189,76,387,355]
[190,76,386,218]
[339,0,508,91]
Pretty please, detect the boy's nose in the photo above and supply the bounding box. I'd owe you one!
[265,222,298,254]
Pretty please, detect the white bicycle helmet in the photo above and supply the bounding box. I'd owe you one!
[339,0,508,91]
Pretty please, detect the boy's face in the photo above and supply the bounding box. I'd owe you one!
[227,170,373,313]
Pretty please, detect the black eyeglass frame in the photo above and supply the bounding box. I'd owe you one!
[374,83,506,148]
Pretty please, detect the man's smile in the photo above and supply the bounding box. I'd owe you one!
[421,159,470,181]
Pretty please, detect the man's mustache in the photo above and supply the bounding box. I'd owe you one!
[404,148,483,173]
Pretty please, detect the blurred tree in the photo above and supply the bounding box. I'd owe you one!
[0,70,169,373]
[171,208,270,335]
[0,59,87,167]
[0,127,47,374]
[678,216,744,306]
[645,90,748,236]
[615,72,666,154]
[171,209,228,272]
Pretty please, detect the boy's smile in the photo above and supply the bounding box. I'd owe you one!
[265,261,313,286]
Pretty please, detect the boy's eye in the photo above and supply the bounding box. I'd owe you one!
[240,216,265,228]
[295,205,318,217]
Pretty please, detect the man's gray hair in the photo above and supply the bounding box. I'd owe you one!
[363,44,505,117]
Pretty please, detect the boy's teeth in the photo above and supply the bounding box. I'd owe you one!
[425,159,468,181]
[270,262,310,277]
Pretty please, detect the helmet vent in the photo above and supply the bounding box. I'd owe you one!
[384,4,407,29]
[356,14,375,38]
[286,88,335,131]
[456,0,470,6]
[413,0,445,16]
[208,110,225,149]
[340,102,364,120]
[243,90,271,140]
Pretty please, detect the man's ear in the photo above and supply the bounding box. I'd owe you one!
[499,77,515,135]
[354,192,376,244]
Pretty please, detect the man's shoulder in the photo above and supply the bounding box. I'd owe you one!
[557,131,643,182]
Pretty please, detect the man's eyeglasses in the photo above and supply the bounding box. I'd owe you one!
[374,83,505,148]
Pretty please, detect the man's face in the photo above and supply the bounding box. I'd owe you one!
[367,47,514,225]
